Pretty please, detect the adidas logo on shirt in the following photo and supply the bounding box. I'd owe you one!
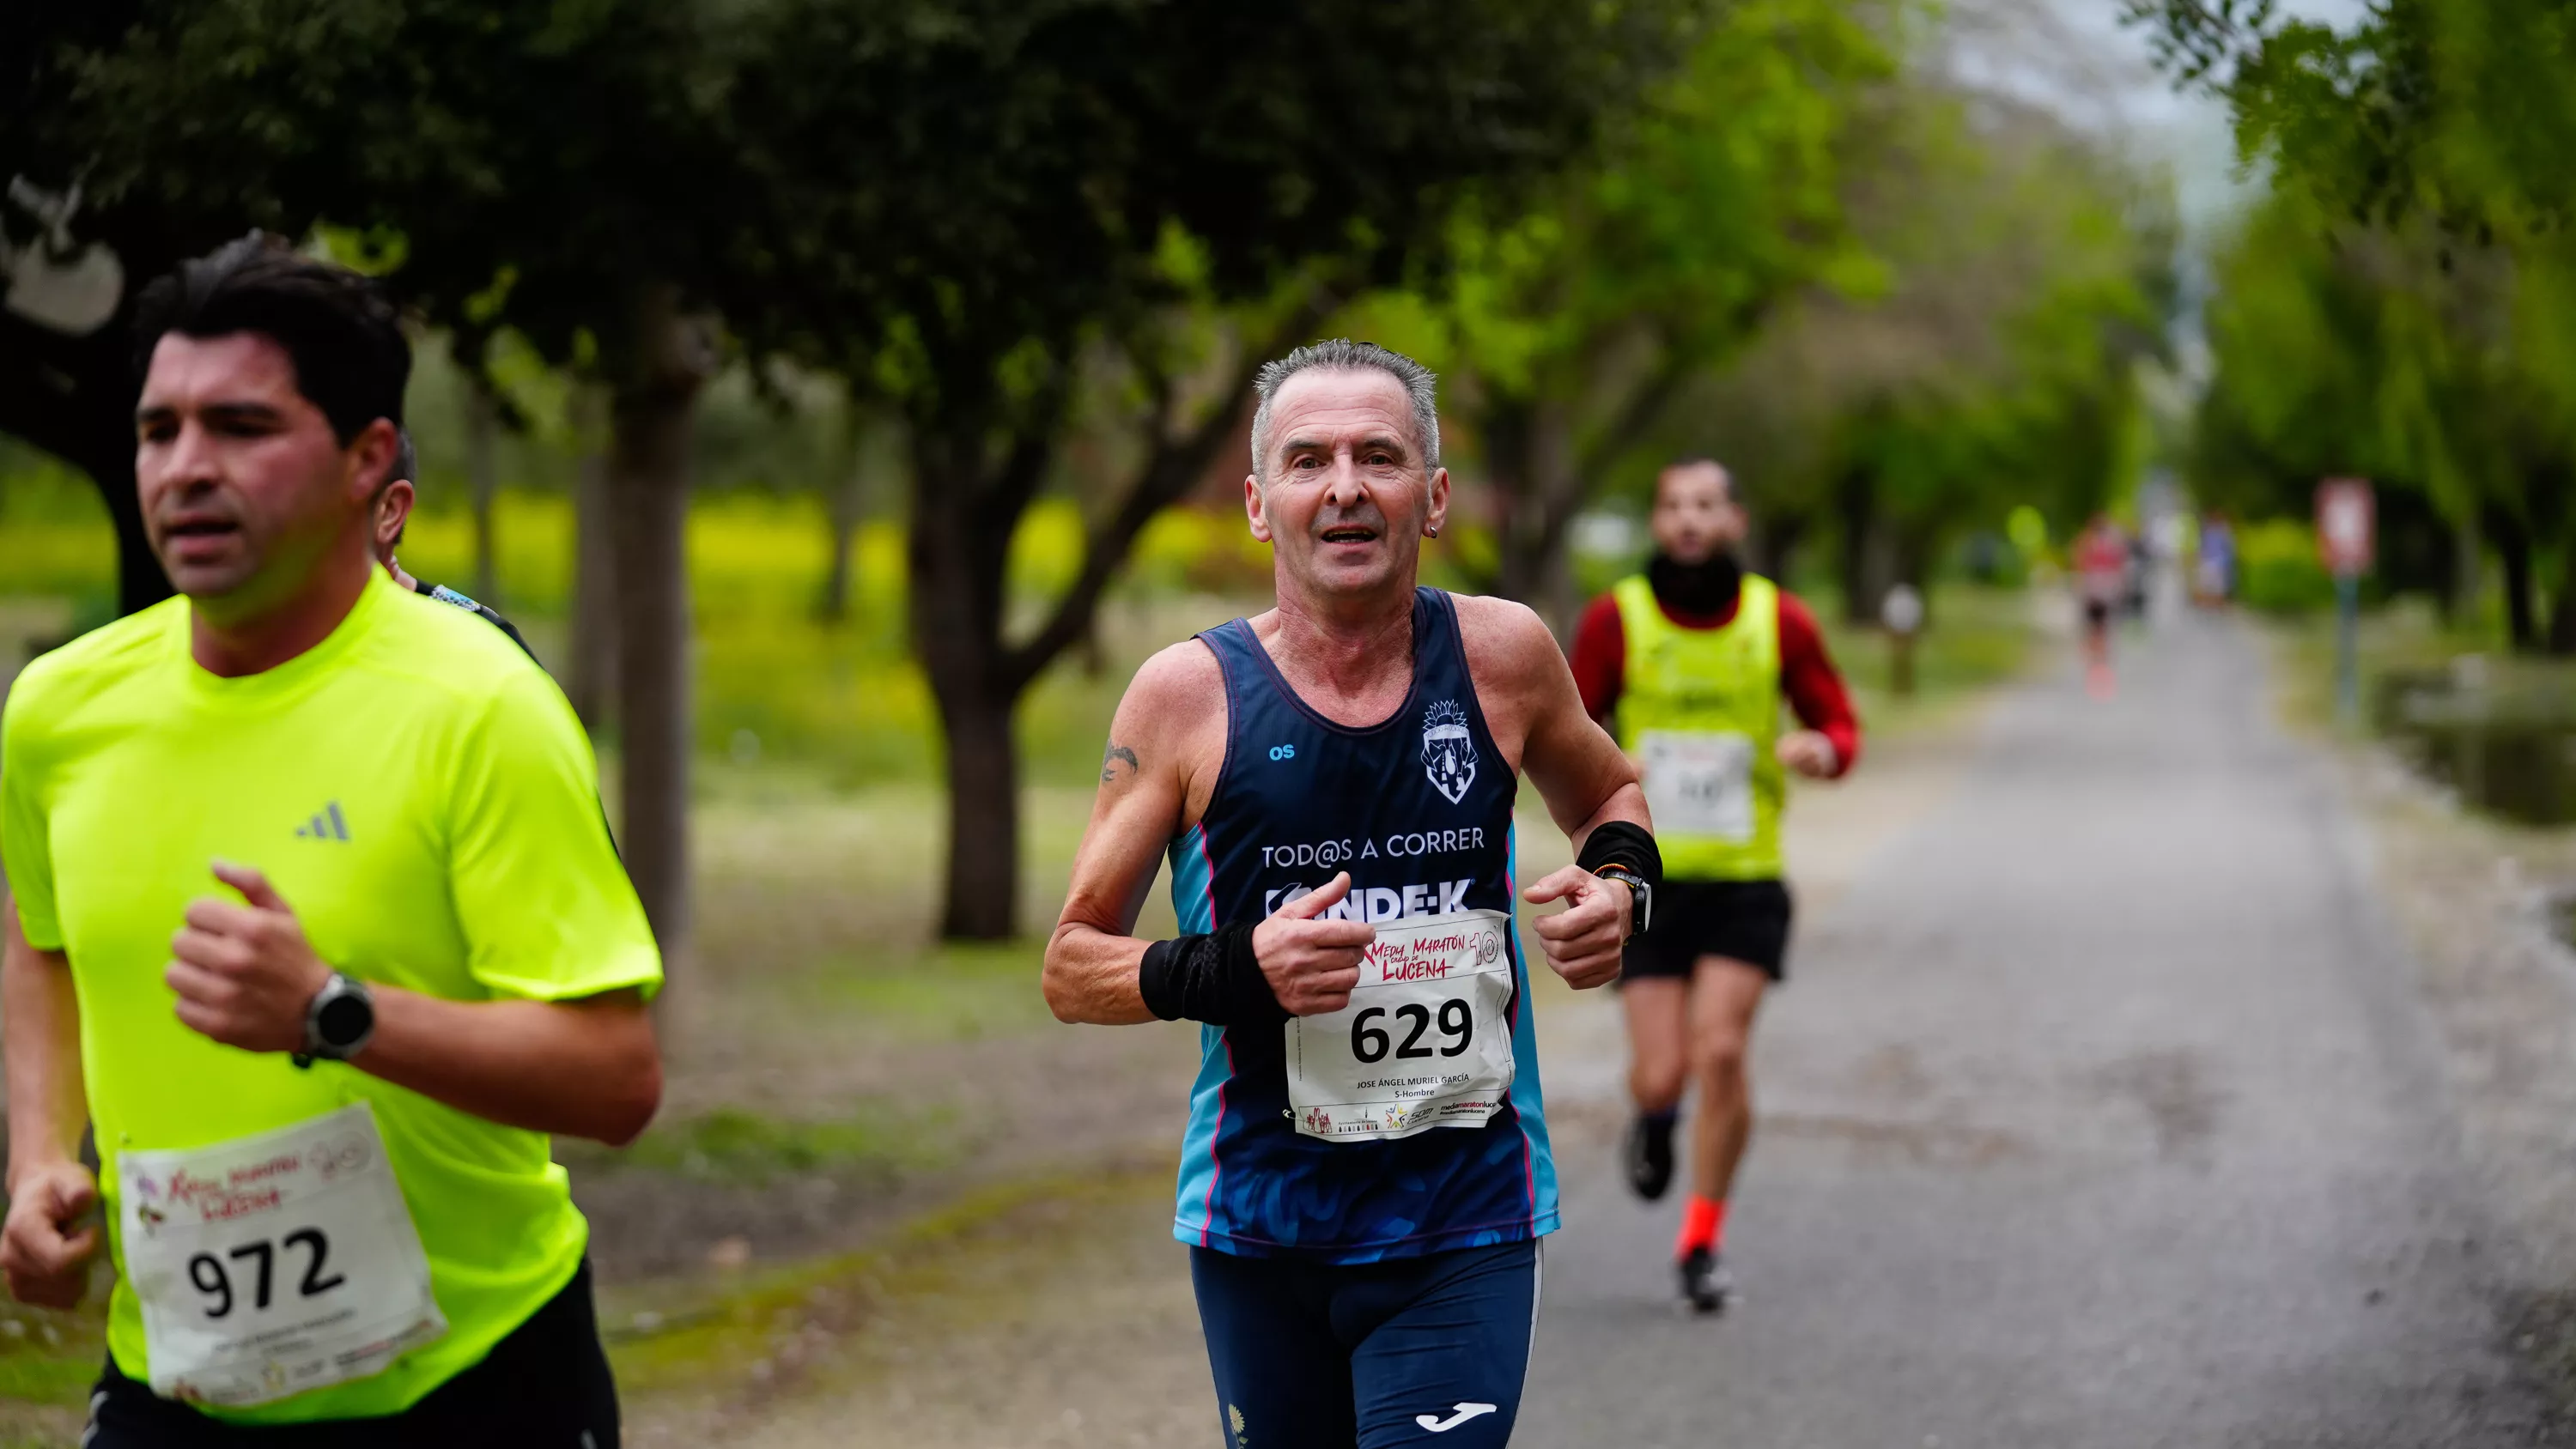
[295,802,351,841]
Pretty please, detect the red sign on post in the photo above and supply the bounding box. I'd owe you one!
[2316,478,2374,578]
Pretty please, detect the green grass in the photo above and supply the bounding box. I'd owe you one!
[600,1106,952,1188]
[0,1298,107,1416]
[801,943,1064,1042]
[1816,584,2038,736]
[598,1167,1164,1397]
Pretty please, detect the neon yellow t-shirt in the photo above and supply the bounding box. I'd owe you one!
[0,569,660,1423]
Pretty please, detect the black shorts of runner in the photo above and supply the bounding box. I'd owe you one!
[84,1259,618,1448]
[2084,597,2112,631]
[1619,878,1793,983]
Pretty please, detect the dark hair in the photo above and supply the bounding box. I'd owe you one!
[131,233,410,446]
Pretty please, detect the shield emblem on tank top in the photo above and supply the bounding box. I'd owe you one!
[1420,700,1478,804]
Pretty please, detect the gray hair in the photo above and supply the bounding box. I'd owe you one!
[1249,339,1441,481]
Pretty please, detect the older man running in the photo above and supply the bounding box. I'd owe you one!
[1044,340,1661,1448]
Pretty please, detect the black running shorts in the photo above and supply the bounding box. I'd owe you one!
[1620,878,1793,982]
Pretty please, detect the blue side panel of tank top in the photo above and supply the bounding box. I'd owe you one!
[1169,824,1230,1246]
[1164,588,1558,1263]
[1504,822,1561,1235]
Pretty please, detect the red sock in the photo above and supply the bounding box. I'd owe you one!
[1675,1195,1727,1258]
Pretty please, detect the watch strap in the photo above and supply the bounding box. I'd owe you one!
[1594,865,1652,937]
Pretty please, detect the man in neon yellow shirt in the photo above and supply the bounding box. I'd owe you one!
[0,235,663,1444]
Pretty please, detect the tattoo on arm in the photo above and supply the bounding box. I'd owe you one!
[1101,743,1140,783]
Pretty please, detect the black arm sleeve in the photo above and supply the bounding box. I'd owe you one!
[1576,818,1662,893]
[1137,922,1286,1027]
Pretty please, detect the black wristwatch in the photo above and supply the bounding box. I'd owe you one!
[295,973,376,1068]
[1594,867,1654,939]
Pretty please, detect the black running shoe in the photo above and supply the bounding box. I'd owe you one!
[1679,1246,1731,1315]
[1624,1113,1675,1201]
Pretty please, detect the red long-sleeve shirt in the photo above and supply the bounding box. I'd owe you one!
[1568,582,1862,776]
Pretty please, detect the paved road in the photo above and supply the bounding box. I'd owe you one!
[1521,615,2567,1448]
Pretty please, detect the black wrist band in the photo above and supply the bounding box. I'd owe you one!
[1138,921,1284,1027]
[1577,818,1662,893]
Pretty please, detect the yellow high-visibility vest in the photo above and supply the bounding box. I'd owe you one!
[1611,573,1785,881]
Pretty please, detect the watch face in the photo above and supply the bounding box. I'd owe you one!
[316,991,373,1048]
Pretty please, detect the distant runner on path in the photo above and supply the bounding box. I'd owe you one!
[1567,458,1859,1313]
[1,235,662,1446]
[2075,513,2131,697]
[1044,340,1661,1448]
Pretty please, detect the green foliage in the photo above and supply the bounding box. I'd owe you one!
[1668,67,2174,612]
[2131,0,2576,252]
[2191,176,2576,642]
[0,461,117,608]
[2235,519,2337,615]
[2142,0,2576,648]
[1364,0,1895,607]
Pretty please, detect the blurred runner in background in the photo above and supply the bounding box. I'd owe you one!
[2075,513,2130,696]
[1044,340,1659,1446]
[2196,510,2237,607]
[1568,458,1860,1313]
[370,431,534,658]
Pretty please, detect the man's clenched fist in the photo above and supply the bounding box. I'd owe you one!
[1251,873,1375,1016]
[1,1160,99,1309]
[167,861,332,1054]
[1522,866,1630,990]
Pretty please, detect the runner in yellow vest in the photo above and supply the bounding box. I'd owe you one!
[1569,459,1861,1313]
[1,236,662,1445]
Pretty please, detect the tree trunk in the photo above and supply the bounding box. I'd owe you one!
[9,389,167,617]
[606,288,713,999]
[1890,523,1937,631]
[466,385,501,604]
[0,312,173,619]
[909,423,1026,942]
[1755,512,1810,584]
[2493,508,2537,652]
[2549,580,2576,656]
[935,679,1022,940]
[1491,397,1584,635]
[1835,463,1886,625]
[2449,511,2482,627]
[902,307,1322,942]
[567,386,618,728]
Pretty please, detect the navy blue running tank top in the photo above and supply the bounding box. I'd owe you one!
[1167,588,1561,1262]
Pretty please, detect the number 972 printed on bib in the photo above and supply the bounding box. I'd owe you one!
[119,1103,447,1407]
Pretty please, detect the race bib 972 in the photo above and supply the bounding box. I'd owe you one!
[118,1103,446,1407]
[1284,909,1518,1143]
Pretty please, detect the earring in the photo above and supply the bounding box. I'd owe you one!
[1425,524,1441,539]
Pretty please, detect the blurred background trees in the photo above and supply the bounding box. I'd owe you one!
[3,0,2184,949]
[2136,0,2576,650]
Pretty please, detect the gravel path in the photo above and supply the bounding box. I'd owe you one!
[1521,611,2565,1447]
